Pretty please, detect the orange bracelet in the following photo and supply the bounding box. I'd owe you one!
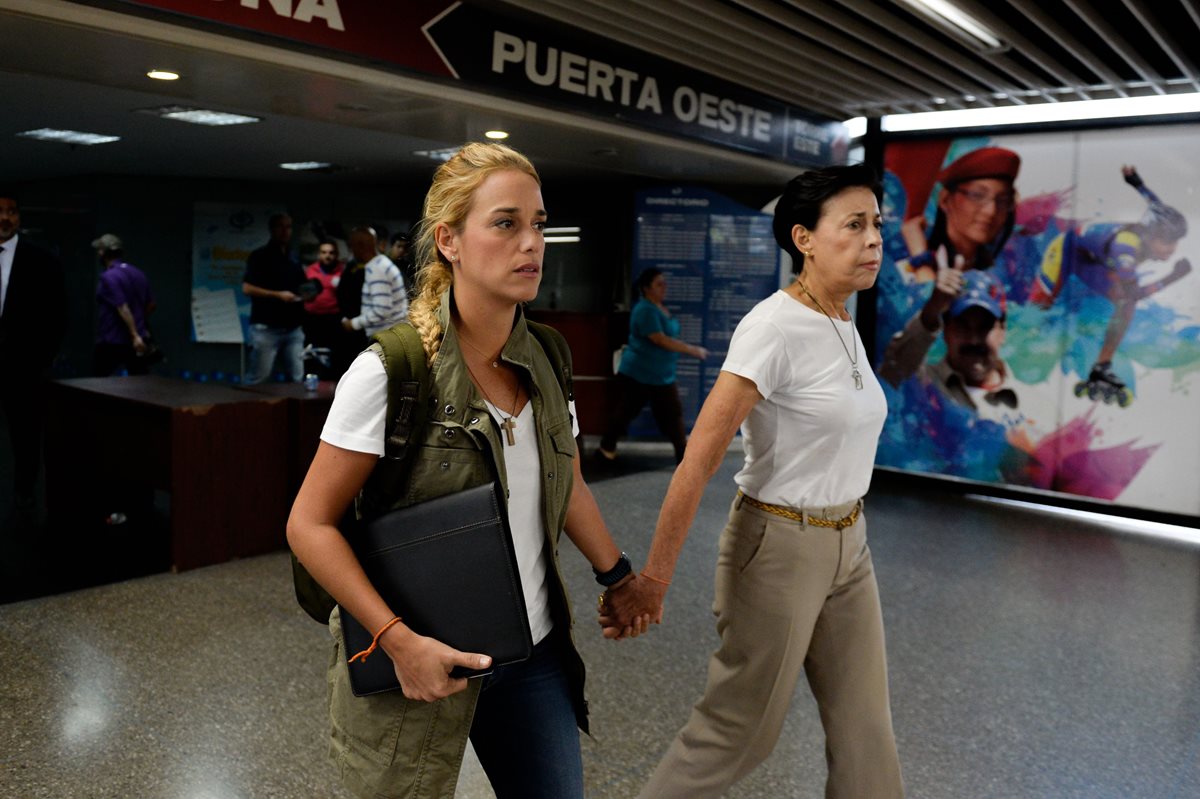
[348,616,403,664]
[639,570,672,587]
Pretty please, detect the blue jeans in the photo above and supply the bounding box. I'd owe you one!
[469,629,584,798]
[245,324,304,385]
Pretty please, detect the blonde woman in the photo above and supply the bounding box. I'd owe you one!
[288,142,647,798]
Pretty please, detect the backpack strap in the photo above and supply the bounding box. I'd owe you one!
[367,323,431,508]
[290,323,432,625]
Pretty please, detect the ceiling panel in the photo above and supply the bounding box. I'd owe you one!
[523,0,1200,114]
[2,0,1198,192]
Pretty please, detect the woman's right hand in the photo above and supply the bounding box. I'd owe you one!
[920,245,966,330]
[381,625,492,702]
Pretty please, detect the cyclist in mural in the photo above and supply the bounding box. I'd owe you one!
[1031,165,1192,406]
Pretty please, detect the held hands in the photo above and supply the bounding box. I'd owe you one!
[598,574,666,641]
[380,624,492,703]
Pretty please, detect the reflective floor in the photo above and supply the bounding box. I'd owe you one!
[1,442,1198,798]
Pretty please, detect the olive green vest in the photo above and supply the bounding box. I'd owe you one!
[327,291,587,799]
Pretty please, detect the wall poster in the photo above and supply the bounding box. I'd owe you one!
[876,126,1200,517]
[630,187,778,432]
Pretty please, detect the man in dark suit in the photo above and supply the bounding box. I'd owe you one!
[0,189,67,509]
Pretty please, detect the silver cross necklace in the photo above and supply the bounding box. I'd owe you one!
[798,280,863,390]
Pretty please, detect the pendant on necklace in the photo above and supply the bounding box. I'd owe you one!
[499,416,516,445]
[491,360,499,368]
[852,367,863,391]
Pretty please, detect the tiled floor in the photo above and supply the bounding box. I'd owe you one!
[2,443,1198,798]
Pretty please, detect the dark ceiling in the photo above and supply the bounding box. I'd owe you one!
[536,0,1200,117]
[2,0,1197,190]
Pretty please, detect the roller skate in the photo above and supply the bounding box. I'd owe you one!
[1074,361,1132,407]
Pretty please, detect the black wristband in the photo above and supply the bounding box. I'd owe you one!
[593,552,632,587]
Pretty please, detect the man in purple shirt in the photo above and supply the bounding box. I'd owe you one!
[92,233,156,376]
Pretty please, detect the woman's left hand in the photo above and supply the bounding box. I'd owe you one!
[598,576,662,639]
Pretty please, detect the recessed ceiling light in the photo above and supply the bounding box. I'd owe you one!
[484,130,509,140]
[896,0,1003,51]
[147,70,180,81]
[279,161,333,171]
[17,128,120,145]
[141,106,260,126]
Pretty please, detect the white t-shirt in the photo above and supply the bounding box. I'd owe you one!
[321,351,574,645]
[722,290,888,509]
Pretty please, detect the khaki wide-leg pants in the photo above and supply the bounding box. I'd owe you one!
[638,495,904,799]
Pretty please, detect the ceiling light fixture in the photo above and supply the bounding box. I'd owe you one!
[17,128,120,145]
[484,130,509,140]
[544,236,581,244]
[882,91,1200,132]
[280,161,334,171]
[843,117,868,139]
[142,106,260,126]
[896,0,1004,51]
[413,147,459,162]
[544,227,581,234]
[146,69,180,81]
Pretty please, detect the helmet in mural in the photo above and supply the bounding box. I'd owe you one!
[1141,202,1187,241]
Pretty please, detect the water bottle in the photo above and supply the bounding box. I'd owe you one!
[303,373,319,392]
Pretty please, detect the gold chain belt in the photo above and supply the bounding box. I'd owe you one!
[737,491,862,530]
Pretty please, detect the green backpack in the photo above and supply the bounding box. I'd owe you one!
[290,320,573,624]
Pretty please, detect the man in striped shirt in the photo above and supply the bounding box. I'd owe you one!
[341,226,408,337]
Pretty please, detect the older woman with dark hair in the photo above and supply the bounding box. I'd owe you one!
[606,164,904,798]
[597,267,707,464]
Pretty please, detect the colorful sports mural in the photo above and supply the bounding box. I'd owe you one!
[875,127,1200,516]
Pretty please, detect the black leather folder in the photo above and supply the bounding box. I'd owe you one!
[341,482,533,696]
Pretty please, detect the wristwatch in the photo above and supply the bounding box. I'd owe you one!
[593,552,632,587]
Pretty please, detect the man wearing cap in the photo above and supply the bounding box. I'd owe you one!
[899,146,1021,283]
[880,267,1018,422]
[242,212,306,384]
[0,188,67,510]
[93,233,156,377]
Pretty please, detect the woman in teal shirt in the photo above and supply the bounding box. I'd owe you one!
[599,268,707,463]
